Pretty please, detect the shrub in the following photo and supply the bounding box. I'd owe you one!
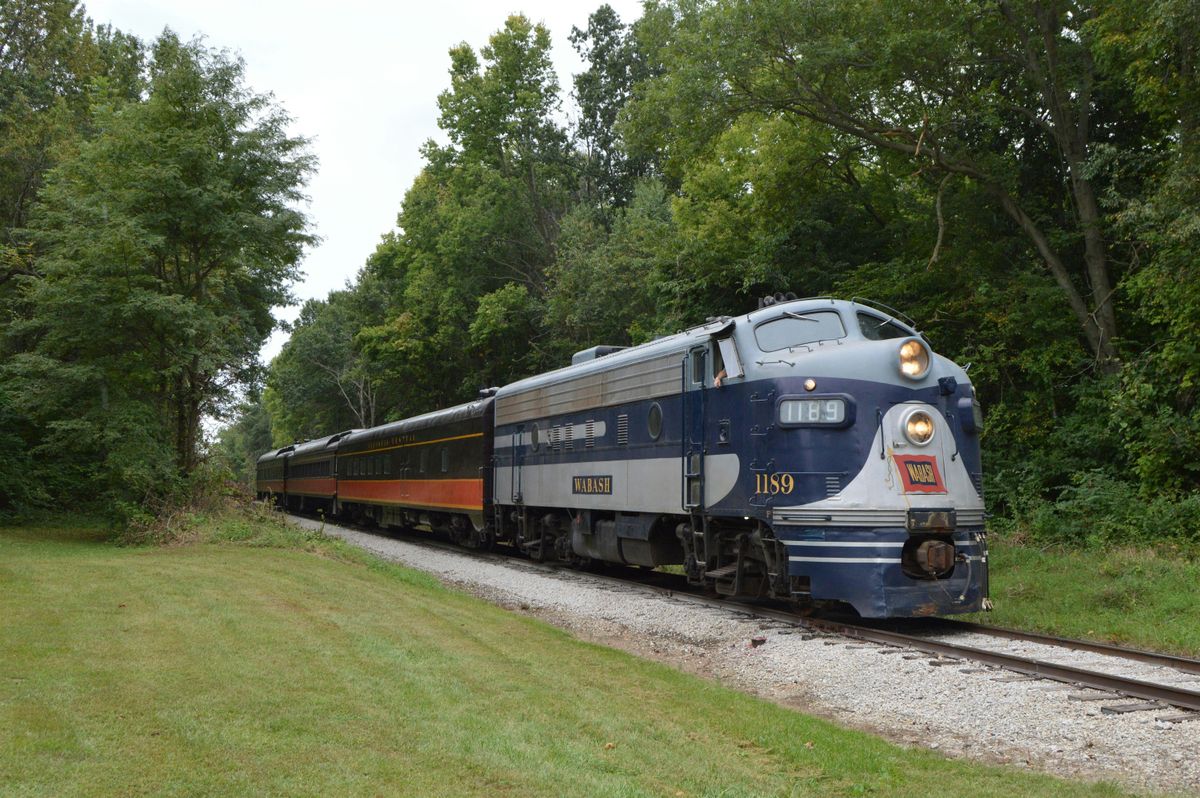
[1001,470,1200,548]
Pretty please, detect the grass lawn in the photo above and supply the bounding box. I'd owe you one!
[0,514,1140,797]
[969,535,1200,656]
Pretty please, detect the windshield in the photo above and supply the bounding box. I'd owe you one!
[857,312,912,341]
[754,311,846,352]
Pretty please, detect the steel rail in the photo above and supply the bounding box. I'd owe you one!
[291,514,1200,713]
[918,618,1200,675]
[790,615,1200,712]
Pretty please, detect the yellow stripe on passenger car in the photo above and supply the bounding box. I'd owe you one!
[347,432,484,457]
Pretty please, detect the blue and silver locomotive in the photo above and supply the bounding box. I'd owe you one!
[260,296,989,618]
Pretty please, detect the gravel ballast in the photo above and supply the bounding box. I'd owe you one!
[294,516,1200,795]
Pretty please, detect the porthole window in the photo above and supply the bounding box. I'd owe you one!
[647,402,663,440]
[530,423,540,451]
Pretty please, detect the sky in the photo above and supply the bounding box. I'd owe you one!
[83,0,647,362]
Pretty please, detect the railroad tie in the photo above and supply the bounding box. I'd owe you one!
[1155,712,1200,723]
[1068,692,1118,702]
[1101,702,1163,715]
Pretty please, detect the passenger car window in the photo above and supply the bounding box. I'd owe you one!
[857,312,911,341]
[754,311,846,352]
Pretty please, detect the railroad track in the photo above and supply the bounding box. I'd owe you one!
[291,513,1200,722]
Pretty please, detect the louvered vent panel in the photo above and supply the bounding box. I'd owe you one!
[971,472,984,497]
[564,425,574,451]
[824,475,842,497]
[585,420,595,448]
[550,426,561,451]
[617,414,629,445]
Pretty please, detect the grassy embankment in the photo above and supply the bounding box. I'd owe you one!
[0,511,1141,797]
[969,535,1200,656]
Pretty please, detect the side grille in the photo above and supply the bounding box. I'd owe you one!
[550,426,561,452]
[564,425,574,451]
[971,472,984,498]
[824,474,842,497]
[617,414,629,445]
[585,420,595,448]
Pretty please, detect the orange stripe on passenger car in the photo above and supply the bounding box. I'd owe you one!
[337,478,483,511]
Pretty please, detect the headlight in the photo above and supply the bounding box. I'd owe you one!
[898,338,930,380]
[903,409,935,446]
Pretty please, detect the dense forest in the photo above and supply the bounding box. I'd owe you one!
[2,0,1198,545]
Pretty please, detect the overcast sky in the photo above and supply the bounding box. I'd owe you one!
[83,0,646,362]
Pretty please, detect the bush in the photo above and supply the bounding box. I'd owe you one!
[120,461,250,545]
[1001,470,1200,548]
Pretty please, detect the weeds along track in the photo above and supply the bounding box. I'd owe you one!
[289,512,1200,721]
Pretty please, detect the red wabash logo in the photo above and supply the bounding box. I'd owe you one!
[893,455,946,494]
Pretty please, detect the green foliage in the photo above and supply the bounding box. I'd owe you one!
[1009,471,1200,547]
[569,4,653,206]
[210,395,274,485]
[2,27,313,518]
[469,283,542,388]
[545,179,673,350]
[267,279,388,441]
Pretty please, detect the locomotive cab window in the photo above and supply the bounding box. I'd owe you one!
[716,335,743,381]
[857,312,912,341]
[689,348,706,385]
[754,311,845,352]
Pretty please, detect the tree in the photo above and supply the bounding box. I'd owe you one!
[210,394,274,486]
[1096,0,1200,491]
[10,31,313,508]
[545,178,674,349]
[267,278,389,440]
[427,14,574,292]
[629,0,1155,368]
[569,4,653,207]
[337,15,575,422]
[0,1,143,293]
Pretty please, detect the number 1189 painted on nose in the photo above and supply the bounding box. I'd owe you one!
[753,472,795,495]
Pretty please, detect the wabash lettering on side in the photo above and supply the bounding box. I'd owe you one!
[571,475,613,495]
[893,455,946,494]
